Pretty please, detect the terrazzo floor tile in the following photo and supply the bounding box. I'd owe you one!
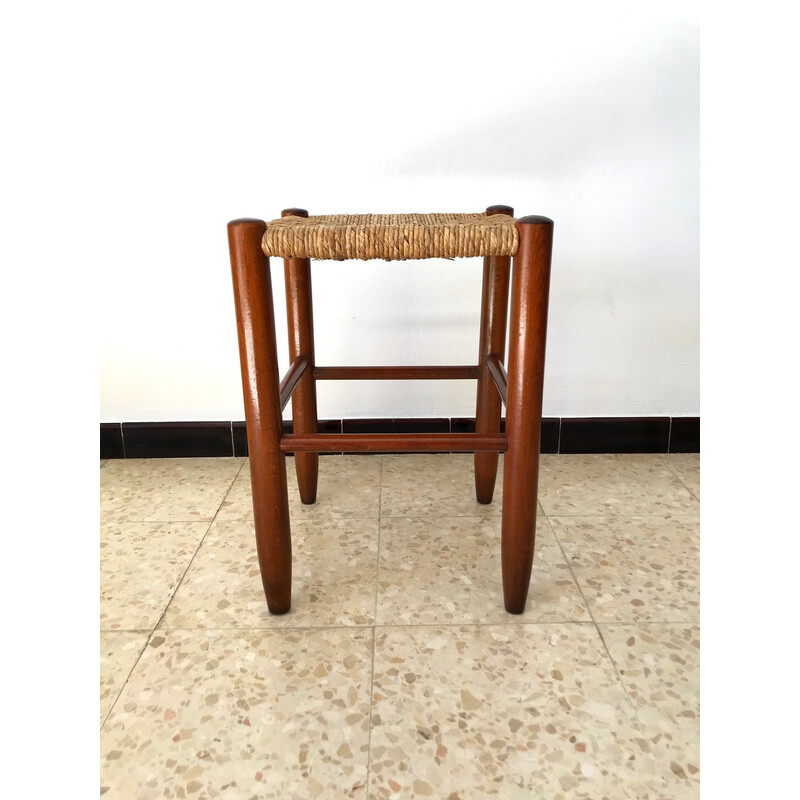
[550,516,699,623]
[161,516,379,629]
[369,624,651,799]
[217,456,382,521]
[99,452,701,798]
[100,457,244,523]
[100,631,149,728]
[101,628,373,799]
[600,623,700,799]
[538,455,698,517]
[666,454,700,498]
[381,454,507,518]
[376,516,589,625]
[101,520,210,630]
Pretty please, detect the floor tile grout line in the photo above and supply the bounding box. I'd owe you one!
[100,460,246,732]
[152,458,247,631]
[365,457,383,793]
[547,518,640,715]
[545,512,700,520]
[678,480,700,503]
[102,518,226,524]
[358,515,504,521]
[365,625,377,794]
[378,510,698,521]
[101,629,168,634]
[100,634,150,731]
[593,620,701,631]
[374,457,383,625]
[663,460,700,503]
[148,619,668,633]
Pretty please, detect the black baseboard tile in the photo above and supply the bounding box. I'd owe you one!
[101,416,698,458]
[560,417,670,454]
[452,418,508,434]
[232,421,248,457]
[234,420,343,457]
[450,417,559,453]
[343,418,449,434]
[122,422,233,458]
[342,417,450,454]
[451,417,483,434]
[540,418,560,453]
[100,423,124,459]
[669,417,700,453]
[285,420,343,455]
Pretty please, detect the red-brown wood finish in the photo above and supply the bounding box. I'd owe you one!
[282,208,320,504]
[314,365,479,381]
[500,216,553,613]
[474,205,513,503]
[485,354,508,406]
[228,219,292,614]
[279,356,308,411]
[229,206,552,616]
[281,432,508,454]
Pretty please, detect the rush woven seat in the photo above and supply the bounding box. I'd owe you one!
[262,212,519,261]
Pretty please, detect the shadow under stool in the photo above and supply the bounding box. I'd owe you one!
[227,207,553,615]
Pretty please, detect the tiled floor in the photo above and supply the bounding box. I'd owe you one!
[100,453,699,799]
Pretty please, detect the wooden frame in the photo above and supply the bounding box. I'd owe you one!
[281,433,508,453]
[278,357,308,411]
[228,207,552,615]
[228,219,292,614]
[313,365,479,381]
[474,205,513,504]
[282,208,319,504]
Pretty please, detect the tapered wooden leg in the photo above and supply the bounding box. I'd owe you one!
[474,204,513,503]
[282,208,319,504]
[501,216,553,613]
[228,218,292,614]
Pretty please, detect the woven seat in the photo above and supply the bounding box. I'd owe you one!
[262,212,519,261]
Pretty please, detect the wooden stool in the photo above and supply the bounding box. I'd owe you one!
[227,208,553,615]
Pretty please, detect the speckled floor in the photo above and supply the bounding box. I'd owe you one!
[100,453,699,799]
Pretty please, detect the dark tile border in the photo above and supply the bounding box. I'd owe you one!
[560,417,670,454]
[342,418,449,435]
[100,423,124,459]
[343,417,450,454]
[450,417,490,434]
[450,417,560,454]
[669,416,700,453]
[101,417,700,458]
[540,418,560,454]
[233,420,343,457]
[232,421,248,458]
[121,422,233,459]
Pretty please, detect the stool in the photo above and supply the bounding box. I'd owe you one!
[227,207,553,615]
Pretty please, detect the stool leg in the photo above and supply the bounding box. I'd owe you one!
[474,204,513,503]
[282,208,319,504]
[228,219,292,614]
[501,216,553,613]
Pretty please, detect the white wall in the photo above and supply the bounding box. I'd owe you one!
[98,1,699,422]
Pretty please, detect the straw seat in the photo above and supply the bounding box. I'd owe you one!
[262,212,519,261]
